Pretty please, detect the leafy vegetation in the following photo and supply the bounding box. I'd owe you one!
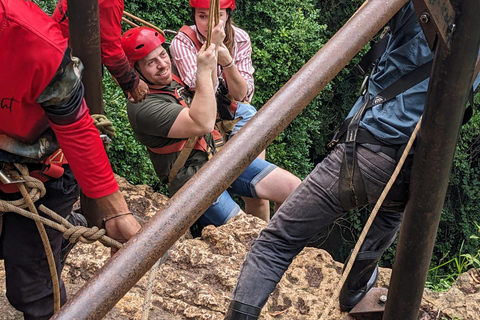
[35,0,480,291]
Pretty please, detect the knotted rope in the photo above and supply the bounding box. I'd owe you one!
[91,114,116,139]
[0,164,125,312]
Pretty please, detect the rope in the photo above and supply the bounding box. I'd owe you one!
[91,114,116,139]
[140,251,169,320]
[319,116,423,319]
[122,11,166,38]
[206,0,220,47]
[13,164,61,312]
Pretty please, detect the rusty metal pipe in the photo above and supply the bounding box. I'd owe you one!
[67,0,103,114]
[52,0,409,318]
[383,0,480,319]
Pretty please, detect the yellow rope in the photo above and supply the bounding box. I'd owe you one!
[319,116,423,319]
[0,164,125,313]
[13,164,61,312]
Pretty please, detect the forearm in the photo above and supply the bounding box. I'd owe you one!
[223,65,248,100]
[189,72,217,129]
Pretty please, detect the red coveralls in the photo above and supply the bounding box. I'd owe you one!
[0,0,118,318]
[52,0,140,92]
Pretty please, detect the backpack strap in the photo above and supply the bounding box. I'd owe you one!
[179,25,203,51]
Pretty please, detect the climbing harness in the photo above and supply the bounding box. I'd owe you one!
[320,116,423,320]
[147,74,225,184]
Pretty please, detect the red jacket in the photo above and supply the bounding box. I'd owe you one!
[52,0,139,92]
[0,0,118,198]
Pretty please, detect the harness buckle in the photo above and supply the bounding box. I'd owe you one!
[0,163,26,185]
[360,75,369,96]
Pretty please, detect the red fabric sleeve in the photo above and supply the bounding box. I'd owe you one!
[48,99,119,198]
[98,0,139,91]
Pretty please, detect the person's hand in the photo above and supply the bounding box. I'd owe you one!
[128,79,150,103]
[104,213,141,255]
[211,19,226,49]
[197,42,219,76]
[94,190,142,255]
[217,44,233,68]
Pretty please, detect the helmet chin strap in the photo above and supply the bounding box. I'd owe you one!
[134,65,155,86]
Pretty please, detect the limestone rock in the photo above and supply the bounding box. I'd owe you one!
[1,177,479,320]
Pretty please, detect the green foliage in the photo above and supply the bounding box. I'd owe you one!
[123,0,190,35]
[33,0,56,14]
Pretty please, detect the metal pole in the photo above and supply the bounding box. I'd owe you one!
[383,0,480,319]
[67,0,105,227]
[51,0,409,318]
[67,0,103,114]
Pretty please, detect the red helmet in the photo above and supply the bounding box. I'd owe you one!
[189,0,235,10]
[121,27,166,66]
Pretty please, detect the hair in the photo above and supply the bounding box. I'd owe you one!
[191,8,235,55]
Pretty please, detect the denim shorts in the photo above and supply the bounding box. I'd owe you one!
[198,158,277,226]
[230,102,258,137]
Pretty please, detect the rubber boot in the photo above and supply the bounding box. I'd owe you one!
[60,211,88,268]
[224,300,261,320]
[339,250,381,312]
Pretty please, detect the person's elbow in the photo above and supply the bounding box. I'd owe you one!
[192,120,215,136]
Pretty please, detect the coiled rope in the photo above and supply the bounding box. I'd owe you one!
[0,164,123,313]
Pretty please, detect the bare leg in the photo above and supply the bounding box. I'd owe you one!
[243,150,270,222]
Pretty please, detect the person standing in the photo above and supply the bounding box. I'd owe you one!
[0,1,141,319]
[224,1,437,318]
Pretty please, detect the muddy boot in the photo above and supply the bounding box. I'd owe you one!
[60,211,88,268]
[339,250,381,312]
[224,301,261,320]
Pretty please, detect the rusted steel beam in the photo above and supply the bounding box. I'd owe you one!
[67,0,103,114]
[383,0,480,319]
[67,0,105,227]
[51,0,409,319]
[412,0,455,50]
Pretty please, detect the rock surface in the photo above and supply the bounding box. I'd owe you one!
[1,176,479,319]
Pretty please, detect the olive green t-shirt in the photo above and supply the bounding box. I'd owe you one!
[127,81,215,195]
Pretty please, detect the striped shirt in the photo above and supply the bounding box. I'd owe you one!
[170,24,255,102]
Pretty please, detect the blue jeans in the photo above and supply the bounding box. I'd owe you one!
[198,158,276,226]
[232,143,405,307]
[230,102,258,137]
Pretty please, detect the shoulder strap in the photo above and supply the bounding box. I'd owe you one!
[167,136,199,184]
[149,86,189,108]
[179,25,203,51]
[356,35,390,75]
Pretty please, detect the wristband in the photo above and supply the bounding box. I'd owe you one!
[223,59,235,69]
[103,212,133,223]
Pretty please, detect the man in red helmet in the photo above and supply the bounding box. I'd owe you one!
[121,25,300,231]
[0,1,141,319]
[52,0,149,103]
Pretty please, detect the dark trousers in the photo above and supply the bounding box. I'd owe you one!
[0,166,79,320]
[232,143,405,307]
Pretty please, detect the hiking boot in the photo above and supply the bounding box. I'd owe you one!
[60,211,88,268]
[224,301,261,320]
[339,251,381,312]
